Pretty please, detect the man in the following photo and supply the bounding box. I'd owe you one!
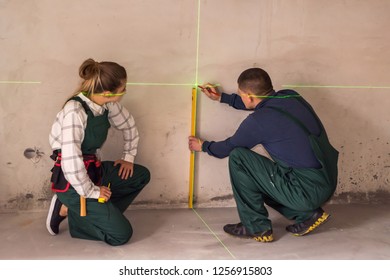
[188,68,338,242]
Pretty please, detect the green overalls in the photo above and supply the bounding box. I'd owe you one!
[228,98,338,234]
[54,97,150,246]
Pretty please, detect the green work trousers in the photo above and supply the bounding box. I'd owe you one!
[58,162,150,246]
[229,147,336,234]
[228,99,338,234]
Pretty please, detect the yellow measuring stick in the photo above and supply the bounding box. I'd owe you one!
[188,87,198,208]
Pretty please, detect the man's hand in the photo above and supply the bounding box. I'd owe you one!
[198,83,221,101]
[188,136,203,152]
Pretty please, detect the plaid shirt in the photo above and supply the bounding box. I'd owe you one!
[49,93,139,198]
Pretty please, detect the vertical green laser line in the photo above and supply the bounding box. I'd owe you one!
[194,0,201,87]
[192,208,236,259]
[188,0,202,209]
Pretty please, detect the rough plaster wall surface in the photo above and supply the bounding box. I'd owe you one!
[0,0,389,212]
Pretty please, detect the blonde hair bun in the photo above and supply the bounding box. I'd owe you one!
[79,58,100,80]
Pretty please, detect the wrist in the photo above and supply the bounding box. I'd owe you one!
[197,139,202,152]
[199,140,204,152]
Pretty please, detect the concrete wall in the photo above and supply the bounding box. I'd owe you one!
[1,0,389,212]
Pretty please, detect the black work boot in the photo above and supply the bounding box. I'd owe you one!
[286,208,330,236]
[223,222,273,242]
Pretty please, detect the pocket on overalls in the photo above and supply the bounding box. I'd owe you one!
[50,165,70,192]
[50,159,70,192]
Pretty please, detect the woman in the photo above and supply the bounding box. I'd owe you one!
[47,58,150,246]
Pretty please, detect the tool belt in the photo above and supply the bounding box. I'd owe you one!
[50,150,102,192]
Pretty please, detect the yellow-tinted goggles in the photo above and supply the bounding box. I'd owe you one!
[93,91,126,97]
[82,91,126,97]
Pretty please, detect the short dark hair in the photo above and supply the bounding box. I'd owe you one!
[237,68,273,95]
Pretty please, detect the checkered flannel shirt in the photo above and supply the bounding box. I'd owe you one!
[49,93,139,198]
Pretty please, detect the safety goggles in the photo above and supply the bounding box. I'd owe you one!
[93,91,126,97]
[82,91,126,97]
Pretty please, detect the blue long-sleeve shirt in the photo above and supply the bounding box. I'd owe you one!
[202,89,323,168]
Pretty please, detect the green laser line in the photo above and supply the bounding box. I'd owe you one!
[282,84,390,89]
[0,81,41,84]
[247,94,301,99]
[125,82,219,87]
[126,82,193,86]
[192,208,236,259]
[187,0,202,209]
[194,0,201,87]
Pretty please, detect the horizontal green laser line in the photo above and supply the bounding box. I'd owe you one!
[192,208,236,260]
[5,81,387,90]
[282,84,390,89]
[248,94,301,99]
[0,81,41,84]
[126,82,194,86]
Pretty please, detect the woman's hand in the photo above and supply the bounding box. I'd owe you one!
[99,185,112,202]
[114,159,134,180]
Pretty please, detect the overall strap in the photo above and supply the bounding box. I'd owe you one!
[68,96,110,155]
[267,97,324,135]
[69,96,92,114]
[294,97,325,131]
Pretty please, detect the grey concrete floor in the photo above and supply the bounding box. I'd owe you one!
[0,204,389,260]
